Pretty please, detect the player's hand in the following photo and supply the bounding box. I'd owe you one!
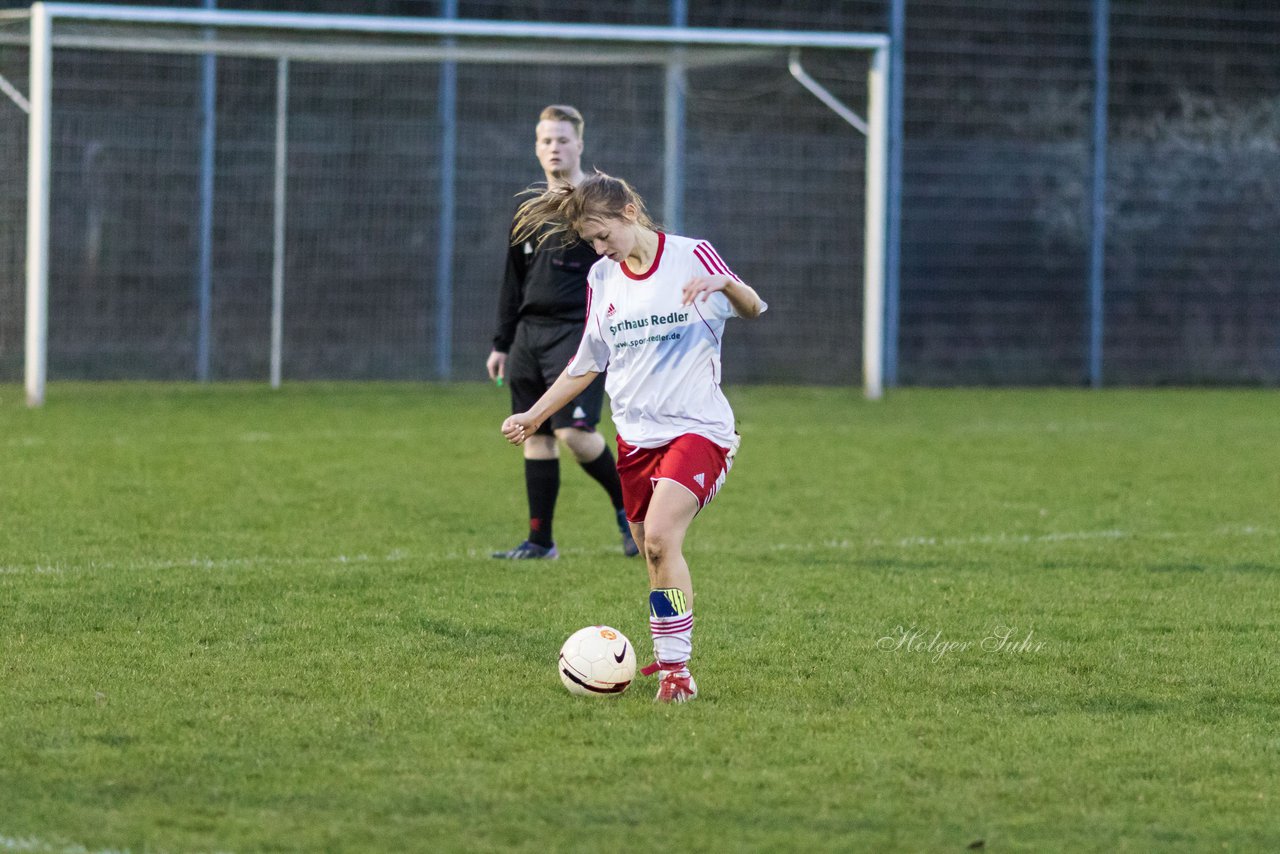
[501,412,538,445]
[681,274,732,306]
[486,350,507,382]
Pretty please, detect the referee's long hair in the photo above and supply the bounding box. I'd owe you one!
[512,171,659,248]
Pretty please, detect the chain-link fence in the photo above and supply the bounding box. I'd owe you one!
[1,0,1276,387]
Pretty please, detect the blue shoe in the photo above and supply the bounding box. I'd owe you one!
[492,540,558,560]
[618,510,640,558]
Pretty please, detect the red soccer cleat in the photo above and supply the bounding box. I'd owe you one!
[653,664,698,704]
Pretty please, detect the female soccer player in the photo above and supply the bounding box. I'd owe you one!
[500,172,766,703]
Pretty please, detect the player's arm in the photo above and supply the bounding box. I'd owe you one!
[490,231,529,379]
[501,367,599,445]
[681,275,765,319]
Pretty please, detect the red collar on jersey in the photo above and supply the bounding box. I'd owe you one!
[621,231,665,281]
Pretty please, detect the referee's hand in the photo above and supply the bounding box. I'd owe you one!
[486,350,507,383]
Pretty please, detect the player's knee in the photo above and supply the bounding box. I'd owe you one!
[556,427,603,461]
[643,528,675,566]
[523,434,558,459]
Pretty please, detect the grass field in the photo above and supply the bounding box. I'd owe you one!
[2,383,1278,853]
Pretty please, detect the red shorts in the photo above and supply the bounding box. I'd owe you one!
[615,433,735,523]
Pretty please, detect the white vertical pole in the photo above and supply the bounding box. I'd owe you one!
[270,57,288,389]
[25,3,52,408]
[862,45,888,401]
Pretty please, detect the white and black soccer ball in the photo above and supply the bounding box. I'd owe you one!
[558,626,637,696]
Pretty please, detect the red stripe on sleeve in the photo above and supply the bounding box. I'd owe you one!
[699,242,741,282]
[693,244,724,277]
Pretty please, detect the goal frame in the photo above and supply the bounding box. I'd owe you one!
[3,2,891,404]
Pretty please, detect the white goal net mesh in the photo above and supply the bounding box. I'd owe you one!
[0,13,876,385]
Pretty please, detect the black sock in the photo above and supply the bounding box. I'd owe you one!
[579,446,625,512]
[525,458,559,548]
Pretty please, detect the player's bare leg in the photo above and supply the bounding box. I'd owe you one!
[634,481,697,596]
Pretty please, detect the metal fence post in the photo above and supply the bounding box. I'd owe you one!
[884,0,905,388]
[435,0,458,380]
[663,0,687,233]
[1088,0,1109,388]
[270,57,288,389]
[196,0,216,382]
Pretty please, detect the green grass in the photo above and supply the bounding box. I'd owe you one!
[1,383,1277,853]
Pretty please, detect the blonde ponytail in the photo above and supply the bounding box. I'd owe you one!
[511,171,658,248]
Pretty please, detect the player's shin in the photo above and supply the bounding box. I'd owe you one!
[647,587,693,669]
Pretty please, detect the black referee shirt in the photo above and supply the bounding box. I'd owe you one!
[492,222,601,354]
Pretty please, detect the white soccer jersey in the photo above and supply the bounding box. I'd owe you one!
[567,232,766,449]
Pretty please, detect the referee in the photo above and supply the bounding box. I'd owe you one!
[487,105,638,560]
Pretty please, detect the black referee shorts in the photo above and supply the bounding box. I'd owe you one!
[507,318,606,436]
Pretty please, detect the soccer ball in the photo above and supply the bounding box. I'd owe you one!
[558,626,637,696]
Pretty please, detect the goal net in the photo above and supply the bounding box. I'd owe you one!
[0,4,889,405]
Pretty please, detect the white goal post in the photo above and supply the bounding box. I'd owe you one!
[3,2,891,405]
